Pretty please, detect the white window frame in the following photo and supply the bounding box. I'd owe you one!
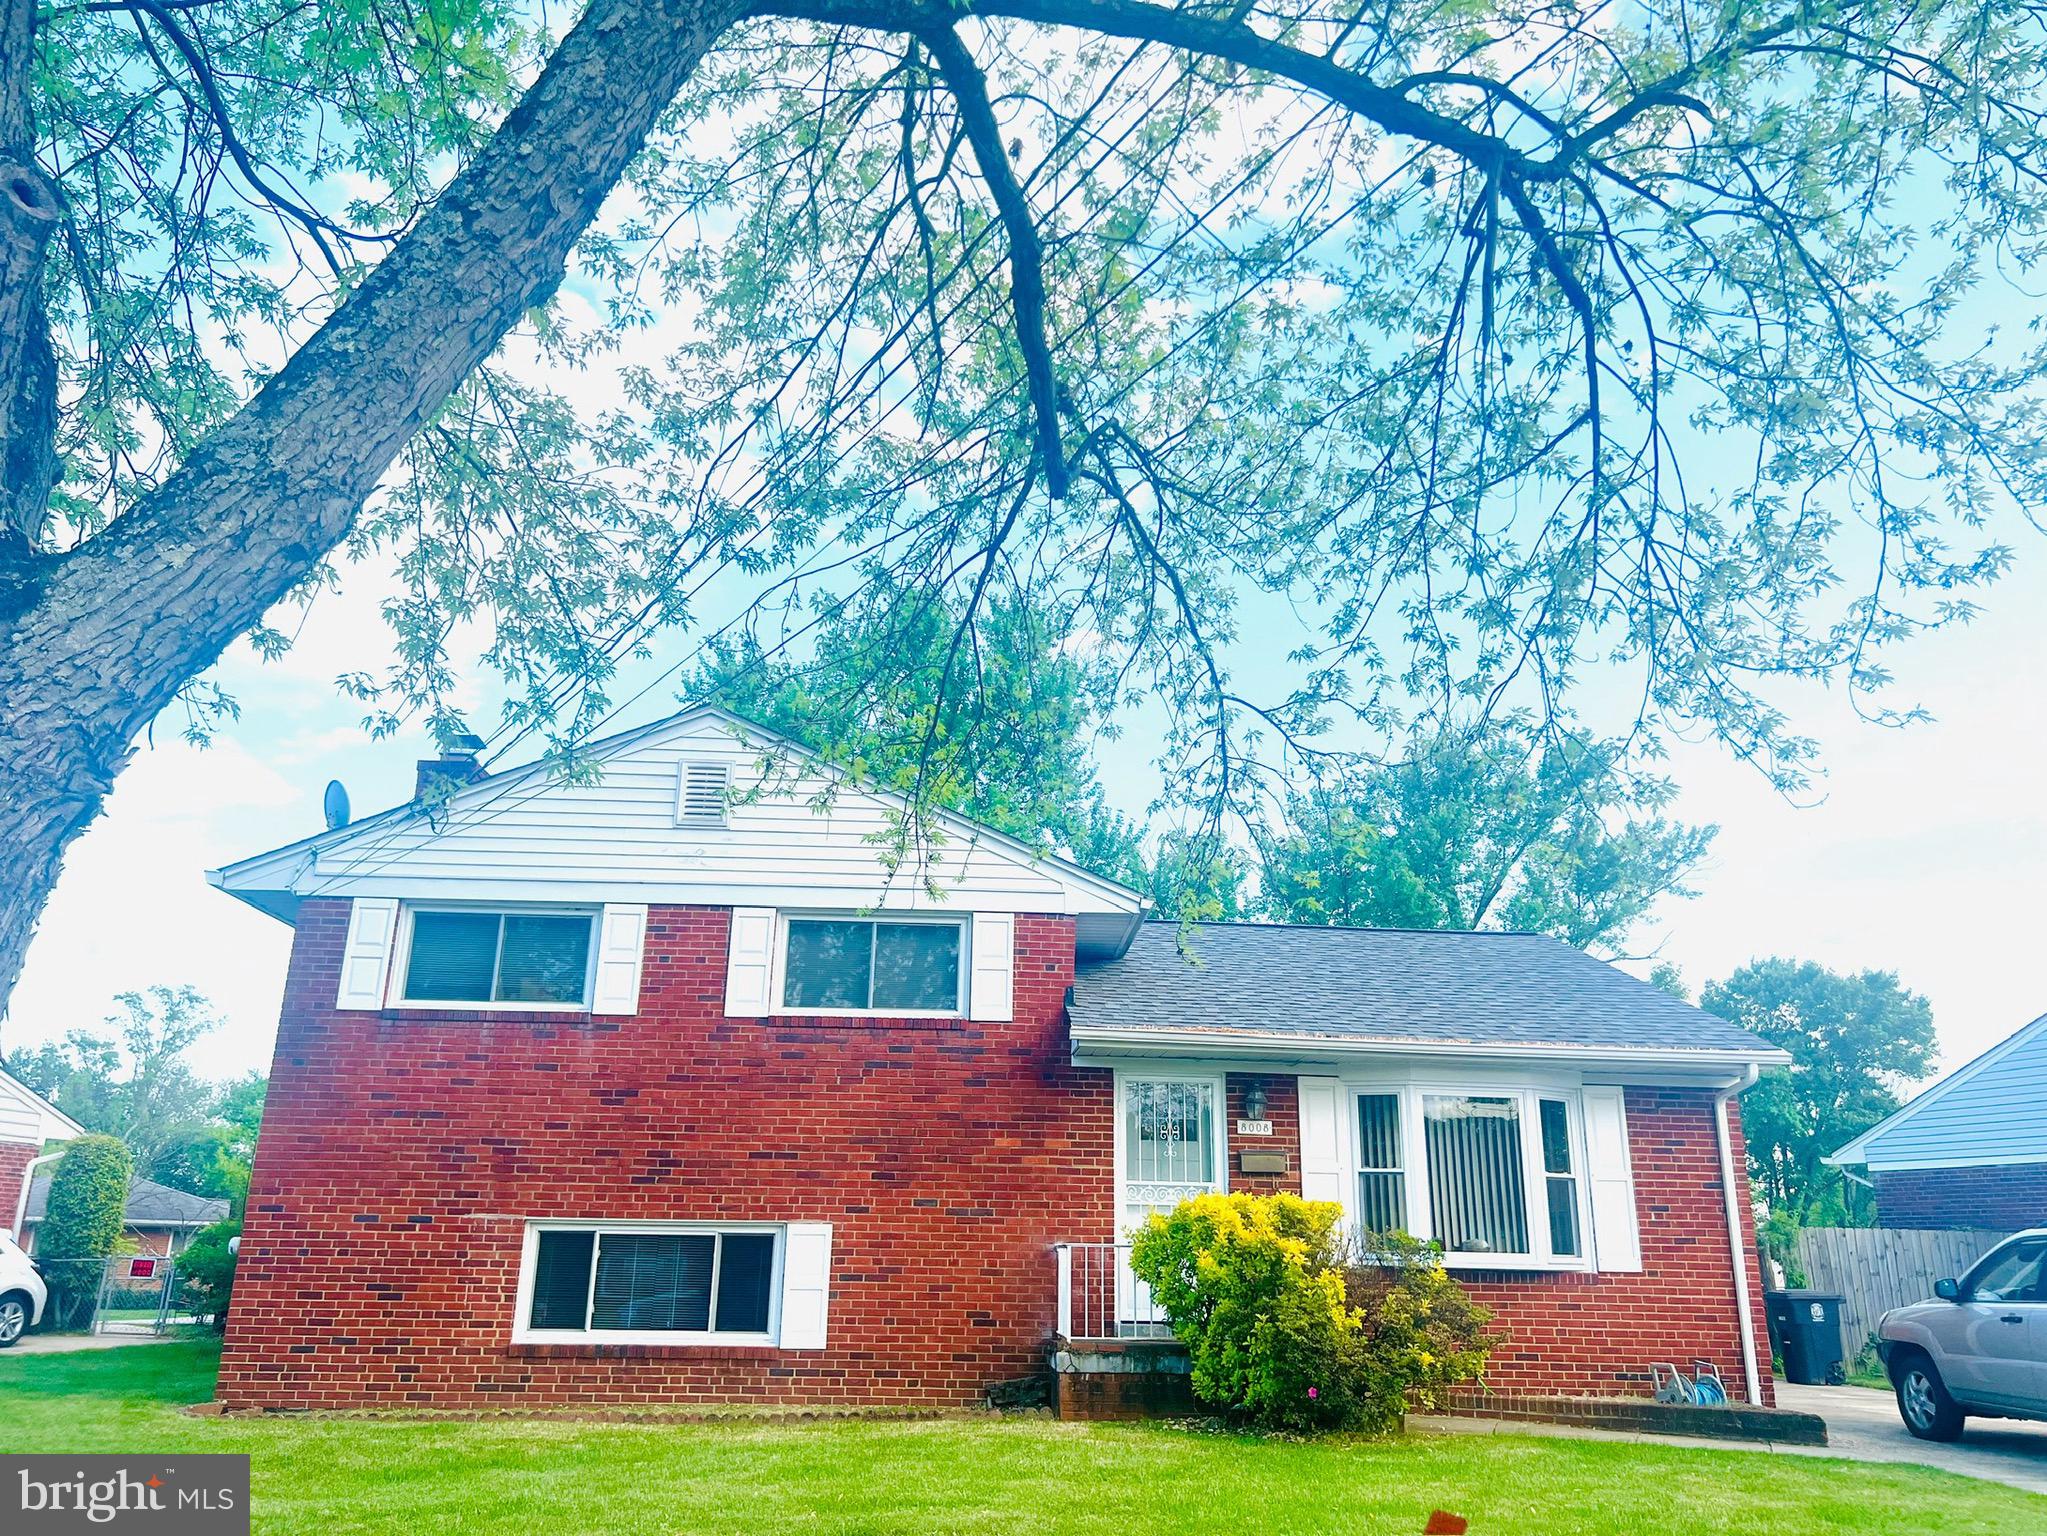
[387,903,601,1012]
[771,911,968,1019]
[511,1220,786,1346]
[1346,1081,1594,1274]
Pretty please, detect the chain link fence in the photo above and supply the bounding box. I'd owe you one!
[31,1253,199,1336]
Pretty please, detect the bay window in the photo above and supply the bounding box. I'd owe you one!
[1352,1085,1591,1269]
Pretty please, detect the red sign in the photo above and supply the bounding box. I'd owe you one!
[128,1257,158,1279]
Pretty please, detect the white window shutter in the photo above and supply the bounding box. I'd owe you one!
[1582,1085,1643,1272]
[1298,1075,1346,1207]
[335,898,399,1010]
[724,907,776,1016]
[590,904,648,1015]
[967,913,1014,1021]
[779,1222,833,1349]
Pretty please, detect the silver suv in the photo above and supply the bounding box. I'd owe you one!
[1879,1229,2047,1440]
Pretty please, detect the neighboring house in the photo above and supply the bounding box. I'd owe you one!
[1828,1012,2047,1230]
[204,705,1787,1414]
[0,1067,82,1243]
[19,1173,230,1257]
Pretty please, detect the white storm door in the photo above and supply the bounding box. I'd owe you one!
[1116,1075,1224,1328]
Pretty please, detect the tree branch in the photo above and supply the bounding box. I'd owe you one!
[0,0,746,1002]
[918,24,1068,498]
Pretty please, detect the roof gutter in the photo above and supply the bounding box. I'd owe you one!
[1068,1025,1791,1071]
[1713,1063,1765,1406]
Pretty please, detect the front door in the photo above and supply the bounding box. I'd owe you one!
[1116,1076,1224,1329]
[1925,1237,2047,1407]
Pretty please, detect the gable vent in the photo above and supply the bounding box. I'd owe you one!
[675,759,732,828]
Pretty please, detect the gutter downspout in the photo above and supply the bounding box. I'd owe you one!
[1714,1064,1765,1406]
[10,1150,62,1246]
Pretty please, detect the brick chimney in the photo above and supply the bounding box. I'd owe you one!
[415,733,488,801]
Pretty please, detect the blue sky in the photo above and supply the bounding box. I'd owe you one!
[6,528,2043,1090]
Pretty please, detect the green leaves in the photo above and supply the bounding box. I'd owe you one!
[1702,958,1937,1220]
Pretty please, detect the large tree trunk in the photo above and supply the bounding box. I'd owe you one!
[0,0,745,1013]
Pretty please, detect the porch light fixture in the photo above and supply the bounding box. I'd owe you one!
[1242,1079,1269,1121]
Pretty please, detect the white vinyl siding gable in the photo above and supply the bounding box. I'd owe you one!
[277,711,1140,920]
[0,1070,80,1148]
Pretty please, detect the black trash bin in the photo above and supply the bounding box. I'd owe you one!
[1764,1289,1846,1385]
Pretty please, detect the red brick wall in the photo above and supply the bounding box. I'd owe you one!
[1873,1164,2047,1231]
[1211,1079,1772,1408]
[1225,1074,1300,1196]
[217,904,1773,1412]
[1459,1090,1775,1408]
[217,903,1115,1411]
[0,1139,36,1243]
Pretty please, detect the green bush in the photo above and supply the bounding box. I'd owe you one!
[176,1218,239,1329]
[1128,1192,1495,1433]
[38,1135,132,1261]
[35,1135,133,1332]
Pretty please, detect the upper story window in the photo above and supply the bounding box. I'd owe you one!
[779,916,963,1014]
[399,909,595,1007]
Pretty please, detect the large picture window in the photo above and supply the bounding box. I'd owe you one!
[780,917,963,1013]
[400,909,593,1006]
[1425,1095,1529,1257]
[522,1226,779,1341]
[1346,1085,1590,1268]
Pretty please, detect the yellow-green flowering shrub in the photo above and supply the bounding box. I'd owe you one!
[1128,1193,1495,1432]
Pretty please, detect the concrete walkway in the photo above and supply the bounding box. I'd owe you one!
[1,1332,183,1356]
[1419,1385,2047,1498]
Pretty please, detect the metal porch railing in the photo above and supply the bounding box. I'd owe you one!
[1053,1241,1172,1341]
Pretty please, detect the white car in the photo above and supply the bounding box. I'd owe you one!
[1879,1228,2047,1440]
[0,1230,47,1346]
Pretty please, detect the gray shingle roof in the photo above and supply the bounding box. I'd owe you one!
[1072,922,1778,1055]
[25,1173,230,1229]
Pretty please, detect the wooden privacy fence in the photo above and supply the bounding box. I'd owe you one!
[1791,1226,2012,1359]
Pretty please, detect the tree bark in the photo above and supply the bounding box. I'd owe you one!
[0,0,745,1011]
[0,0,60,565]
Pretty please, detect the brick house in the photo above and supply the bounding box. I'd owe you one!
[207,706,1786,1413]
[19,1173,230,1257]
[0,1065,82,1246]
[1827,1012,2047,1231]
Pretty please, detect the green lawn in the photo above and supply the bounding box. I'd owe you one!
[2,1343,2040,1535]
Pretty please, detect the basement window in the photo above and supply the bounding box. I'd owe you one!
[518,1225,780,1343]
[397,908,594,1007]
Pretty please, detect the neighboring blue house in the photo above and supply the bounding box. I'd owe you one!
[1828,1013,2047,1231]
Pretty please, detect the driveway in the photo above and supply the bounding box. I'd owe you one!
[1777,1383,2047,1497]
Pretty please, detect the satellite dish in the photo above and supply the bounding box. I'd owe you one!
[323,779,351,831]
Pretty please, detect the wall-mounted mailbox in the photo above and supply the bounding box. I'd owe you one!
[1238,1149,1289,1176]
